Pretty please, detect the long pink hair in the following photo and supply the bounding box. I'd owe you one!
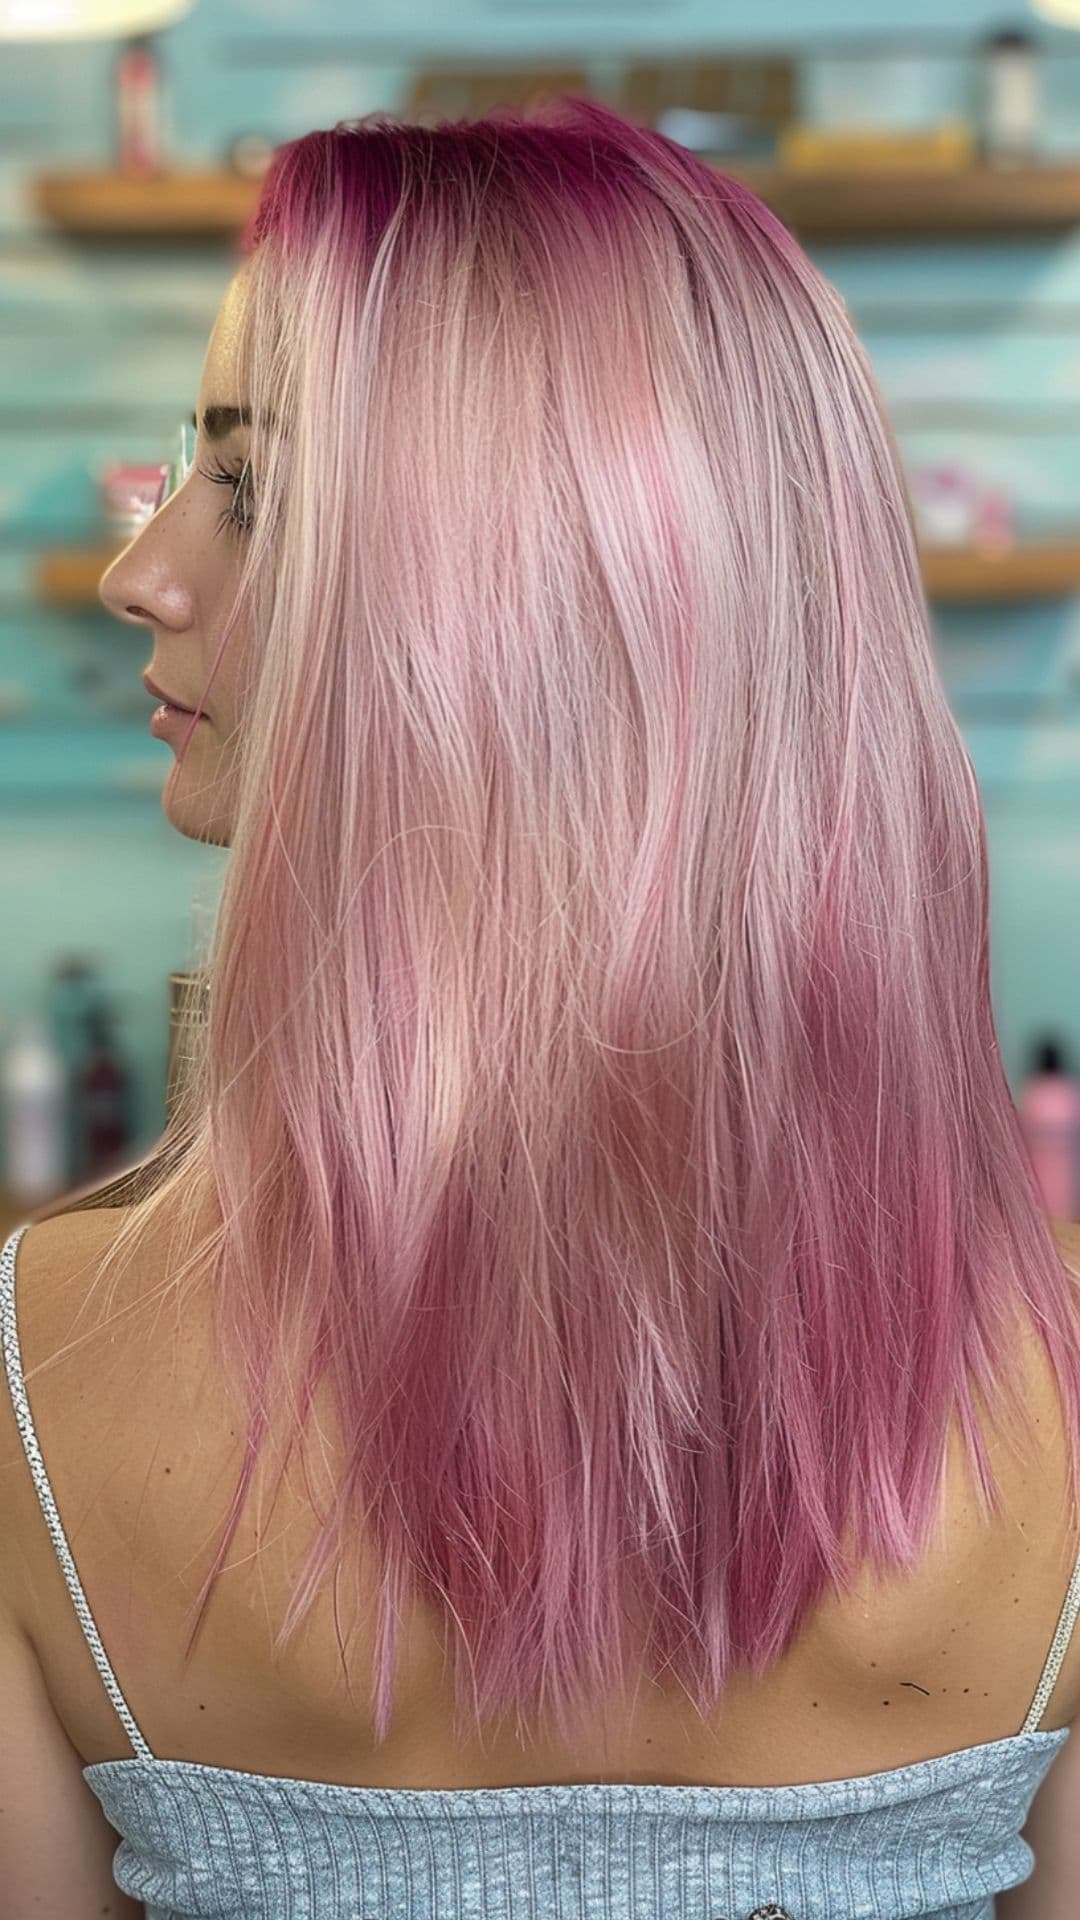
[84,96,1080,1749]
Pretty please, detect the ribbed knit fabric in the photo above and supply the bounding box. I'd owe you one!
[4,1221,1078,1920]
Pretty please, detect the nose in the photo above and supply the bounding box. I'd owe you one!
[98,537,194,634]
[96,545,143,618]
[114,595,154,625]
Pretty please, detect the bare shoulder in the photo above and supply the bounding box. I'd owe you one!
[986,1214,1080,1486]
[997,1221,1080,1907]
[1035,1213,1080,1415]
[0,1208,144,1617]
[2,1204,142,1343]
[811,1217,1080,1717]
[0,1205,130,1384]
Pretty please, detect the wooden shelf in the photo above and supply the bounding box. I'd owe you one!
[32,167,260,239]
[34,541,1080,609]
[35,546,124,607]
[31,159,1080,241]
[718,159,1080,236]
[919,541,1080,601]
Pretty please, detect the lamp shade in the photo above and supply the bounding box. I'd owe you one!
[0,0,193,36]
[1030,0,1080,23]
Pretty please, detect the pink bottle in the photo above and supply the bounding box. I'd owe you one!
[1017,1039,1080,1223]
[115,34,163,177]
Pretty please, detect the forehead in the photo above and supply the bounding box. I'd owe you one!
[198,265,251,403]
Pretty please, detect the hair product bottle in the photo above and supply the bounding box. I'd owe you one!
[74,1004,133,1184]
[115,32,163,176]
[1017,1036,1080,1223]
[46,956,104,1186]
[980,28,1038,163]
[0,1012,68,1206]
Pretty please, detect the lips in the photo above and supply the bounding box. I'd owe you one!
[142,670,196,714]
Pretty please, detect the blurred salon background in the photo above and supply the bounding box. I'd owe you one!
[3,0,1080,1233]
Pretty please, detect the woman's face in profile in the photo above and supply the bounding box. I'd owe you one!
[99,264,254,847]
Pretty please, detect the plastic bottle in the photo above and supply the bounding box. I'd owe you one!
[74,1004,134,1184]
[115,33,163,176]
[0,1012,68,1205]
[1017,1038,1080,1223]
[972,485,1015,557]
[46,957,105,1185]
[981,28,1038,164]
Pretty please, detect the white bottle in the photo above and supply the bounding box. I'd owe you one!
[982,29,1038,163]
[0,1013,67,1204]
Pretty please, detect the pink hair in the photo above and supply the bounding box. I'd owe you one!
[88,97,1080,1749]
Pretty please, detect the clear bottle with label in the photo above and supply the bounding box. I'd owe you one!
[0,1011,68,1206]
[980,28,1038,163]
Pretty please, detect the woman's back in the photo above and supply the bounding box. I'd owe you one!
[8,1200,1080,1792]
[6,1200,1080,1919]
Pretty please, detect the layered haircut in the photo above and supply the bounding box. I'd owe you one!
[80,96,1080,1749]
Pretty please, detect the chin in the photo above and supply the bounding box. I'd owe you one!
[161,744,235,847]
[162,806,233,848]
[161,783,233,848]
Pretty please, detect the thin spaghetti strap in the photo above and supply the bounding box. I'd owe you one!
[0,1223,155,1763]
[1019,1507,1080,1735]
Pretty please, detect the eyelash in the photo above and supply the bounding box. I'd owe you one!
[197,459,254,536]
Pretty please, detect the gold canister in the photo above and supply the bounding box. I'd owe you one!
[167,968,210,1120]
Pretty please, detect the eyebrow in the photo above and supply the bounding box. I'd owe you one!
[193,405,267,440]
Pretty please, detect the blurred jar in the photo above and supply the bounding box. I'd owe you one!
[980,29,1039,162]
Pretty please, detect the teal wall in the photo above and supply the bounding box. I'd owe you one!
[3,1,1080,1161]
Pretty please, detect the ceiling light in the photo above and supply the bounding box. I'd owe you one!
[0,0,193,38]
[1030,0,1080,25]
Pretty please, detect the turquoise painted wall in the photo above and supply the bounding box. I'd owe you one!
[3,0,1080,1171]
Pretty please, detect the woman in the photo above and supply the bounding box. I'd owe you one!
[1,95,1079,1919]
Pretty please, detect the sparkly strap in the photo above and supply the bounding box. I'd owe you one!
[0,1224,154,1762]
[1020,1524,1080,1734]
